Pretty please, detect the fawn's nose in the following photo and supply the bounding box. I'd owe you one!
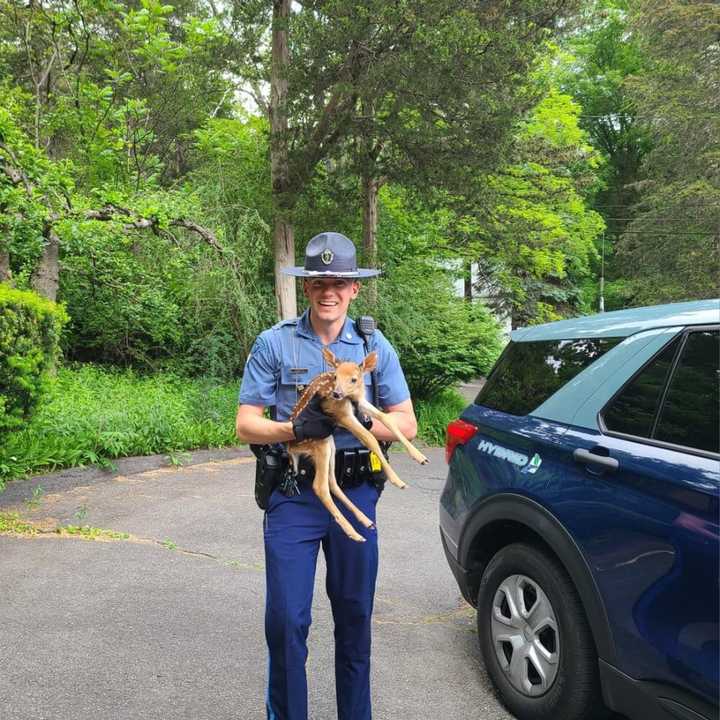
[332,390,344,399]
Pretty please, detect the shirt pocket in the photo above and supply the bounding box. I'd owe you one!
[277,363,324,419]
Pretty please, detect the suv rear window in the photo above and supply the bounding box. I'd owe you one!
[476,337,623,416]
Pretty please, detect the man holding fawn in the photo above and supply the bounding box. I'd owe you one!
[235,231,419,720]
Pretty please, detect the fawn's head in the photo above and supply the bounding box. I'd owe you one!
[321,347,377,401]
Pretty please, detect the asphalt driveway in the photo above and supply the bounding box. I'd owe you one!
[0,446,513,720]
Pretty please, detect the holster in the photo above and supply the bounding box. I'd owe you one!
[250,444,288,510]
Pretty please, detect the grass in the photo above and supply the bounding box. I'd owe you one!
[58,524,131,540]
[0,511,37,535]
[415,388,468,446]
[0,363,238,489]
[0,510,130,540]
[0,363,467,489]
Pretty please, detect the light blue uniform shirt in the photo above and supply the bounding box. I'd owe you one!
[238,309,411,450]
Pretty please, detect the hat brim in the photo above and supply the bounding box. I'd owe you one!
[281,267,381,278]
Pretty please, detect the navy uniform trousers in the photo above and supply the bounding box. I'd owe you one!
[264,480,380,720]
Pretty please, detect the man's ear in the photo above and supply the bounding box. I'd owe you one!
[360,351,377,373]
[322,346,339,367]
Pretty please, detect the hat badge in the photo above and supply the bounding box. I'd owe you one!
[320,249,334,265]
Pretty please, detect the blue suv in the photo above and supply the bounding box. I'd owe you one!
[440,299,719,720]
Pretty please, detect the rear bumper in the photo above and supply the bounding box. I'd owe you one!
[439,526,477,607]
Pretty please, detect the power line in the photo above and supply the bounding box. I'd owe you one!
[579,113,718,120]
[618,230,716,236]
[588,202,720,211]
[601,217,717,222]
[591,203,720,210]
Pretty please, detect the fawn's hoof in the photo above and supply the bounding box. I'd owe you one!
[335,517,366,542]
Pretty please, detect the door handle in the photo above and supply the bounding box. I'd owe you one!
[573,448,619,472]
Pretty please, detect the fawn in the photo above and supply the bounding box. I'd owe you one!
[288,347,429,542]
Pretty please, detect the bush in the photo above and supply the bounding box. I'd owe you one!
[0,284,67,438]
[356,260,503,400]
[415,388,468,446]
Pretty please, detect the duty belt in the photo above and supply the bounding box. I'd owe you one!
[295,448,385,489]
[251,444,386,510]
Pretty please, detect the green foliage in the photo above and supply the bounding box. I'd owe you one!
[447,78,605,325]
[0,103,74,281]
[414,388,469,446]
[556,1,653,310]
[0,364,238,485]
[559,0,652,212]
[350,187,504,399]
[616,0,720,304]
[375,272,503,400]
[283,0,578,200]
[0,284,67,438]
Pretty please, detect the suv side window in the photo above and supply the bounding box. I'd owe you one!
[476,337,622,416]
[602,329,719,454]
[602,336,681,438]
[654,330,719,454]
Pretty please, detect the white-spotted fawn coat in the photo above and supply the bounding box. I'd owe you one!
[288,347,429,542]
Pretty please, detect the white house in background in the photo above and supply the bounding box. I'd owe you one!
[448,259,513,337]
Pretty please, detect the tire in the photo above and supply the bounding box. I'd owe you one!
[477,543,607,720]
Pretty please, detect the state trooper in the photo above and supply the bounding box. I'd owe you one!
[235,231,419,720]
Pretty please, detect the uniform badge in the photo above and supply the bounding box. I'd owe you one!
[321,249,334,265]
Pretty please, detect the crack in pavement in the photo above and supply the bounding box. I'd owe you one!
[373,594,476,629]
[0,515,265,572]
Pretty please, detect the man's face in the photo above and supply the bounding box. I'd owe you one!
[303,277,360,324]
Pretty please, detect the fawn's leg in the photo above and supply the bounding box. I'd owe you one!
[309,441,365,543]
[327,446,375,529]
[357,398,429,465]
[335,414,407,489]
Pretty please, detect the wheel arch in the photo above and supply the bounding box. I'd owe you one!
[458,493,616,665]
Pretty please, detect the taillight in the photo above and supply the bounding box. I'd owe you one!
[445,419,478,464]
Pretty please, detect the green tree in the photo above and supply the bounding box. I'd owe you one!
[252,0,580,317]
[557,0,653,309]
[449,83,605,325]
[616,0,720,303]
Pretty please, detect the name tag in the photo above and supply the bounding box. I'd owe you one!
[289,367,308,375]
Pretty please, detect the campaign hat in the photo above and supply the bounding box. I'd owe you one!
[282,232,381,278]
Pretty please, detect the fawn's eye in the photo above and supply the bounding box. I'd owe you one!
[351,378,357,383]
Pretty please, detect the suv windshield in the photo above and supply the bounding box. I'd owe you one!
[477,337,623,416]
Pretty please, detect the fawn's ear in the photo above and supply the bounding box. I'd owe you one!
[360,351,378,373]
[322,346,339,368]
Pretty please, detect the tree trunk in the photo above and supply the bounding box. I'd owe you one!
[362,175,379,307]
[464,260,474,301]
[274,217,296,320]
[0,241,10,283]
[31,226,60,301]
[270,0,296,320]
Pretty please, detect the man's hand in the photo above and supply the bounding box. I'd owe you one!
[292,395,335,442]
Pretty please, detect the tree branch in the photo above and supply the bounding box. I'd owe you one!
[82,206,223,252]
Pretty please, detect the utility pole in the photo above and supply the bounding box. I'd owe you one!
[599,232,605,313]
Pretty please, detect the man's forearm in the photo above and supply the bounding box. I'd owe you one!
[236,412,295,445]
[371,411,417,442]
